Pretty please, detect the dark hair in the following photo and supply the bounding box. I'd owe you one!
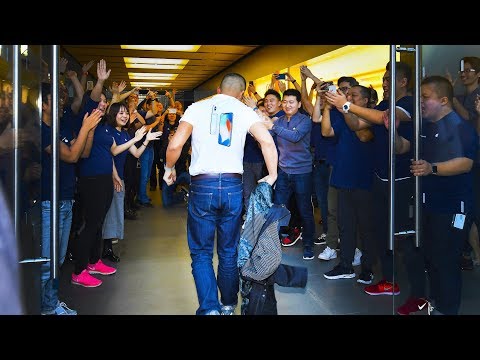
[462,56,480,72]
[282,88,301,102]
[386,61,412,86]
[41,82,51,105]
[352,85,372,102]
[256,98,265,107]
[368,86,378,107]
[264,89,281,101]
[421,75,453,104]
[337,76,359,87]
[106,101,129,128]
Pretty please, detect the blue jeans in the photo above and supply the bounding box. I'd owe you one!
[138,146,154,204]
[41,200,74,313]
[187,175,243,315]
[274,169,315,249]
[313,160,330,233]
[162,172,191,207]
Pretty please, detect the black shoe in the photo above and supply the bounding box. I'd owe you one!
[138,201,154,208]
[357,270,374,284]
[102,249,120,262]
[124,209,137,220]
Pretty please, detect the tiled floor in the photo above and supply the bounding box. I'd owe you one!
[59,188,480,315]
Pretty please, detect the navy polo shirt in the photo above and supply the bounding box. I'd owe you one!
[271,111,312,174]
[74,97,99,137]
[78,123,114,177]
[330,112,374,190]
[373,96,414,179]
[421,111,478,214]
[110,125,131,180]
[41,119,76,201]
[311,122,337,163]
[244,133,264,163]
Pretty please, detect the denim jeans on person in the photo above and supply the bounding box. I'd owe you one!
[138,146,154,204]
[162,172,191,207]
[187,175,243,315]
[41,200,74,313]
[312,160,330,233]
[274,169,315,249]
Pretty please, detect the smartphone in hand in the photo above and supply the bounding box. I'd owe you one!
[275,73,286,80]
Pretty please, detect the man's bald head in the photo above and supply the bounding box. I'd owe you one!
[219,73,246,99]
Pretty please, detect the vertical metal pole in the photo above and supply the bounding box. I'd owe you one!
[12,46,20,242]
[388,46,396,251]
[414,45,422,247]
[51,46,59,278]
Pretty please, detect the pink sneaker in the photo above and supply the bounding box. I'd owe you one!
[87,259,117,275]
[71,269,102,287]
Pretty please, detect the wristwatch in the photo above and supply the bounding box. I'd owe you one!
[342,101,351,114]
[431,164,438,175]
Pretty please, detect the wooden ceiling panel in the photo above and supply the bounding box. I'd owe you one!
[61,45,259,90]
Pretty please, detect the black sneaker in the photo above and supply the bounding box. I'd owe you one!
[314,233,327,245]
[324,264,355,280]
[357,270,374,284]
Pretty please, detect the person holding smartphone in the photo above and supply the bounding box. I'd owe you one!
[163,73,278,315]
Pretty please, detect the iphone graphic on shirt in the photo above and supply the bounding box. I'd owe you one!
[218,112,233,147]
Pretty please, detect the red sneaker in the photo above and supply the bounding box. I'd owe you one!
[87,259,117,275]
[397,297,428,315]
[281,227,302,247]
[364,279,400,296]
[71,269,102,288]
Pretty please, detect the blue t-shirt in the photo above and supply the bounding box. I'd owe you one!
[244,133,264,163]
[421,111,478,214]
[74,97,99,137]
[330,113,374,190]
[111,125,131,180]
[41,118,76,201]
[272,111,312,174]
[311,122,337,163]
[373,96,414,179]
[78,123,114,177]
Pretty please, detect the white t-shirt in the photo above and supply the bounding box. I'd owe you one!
[181,94,262,176]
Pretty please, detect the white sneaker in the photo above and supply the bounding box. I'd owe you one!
[318,246,337,260]
[352,248,362,266]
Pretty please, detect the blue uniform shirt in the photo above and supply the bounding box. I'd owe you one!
[78,123,114,177]
[373,96,414,179]
[41,110,76,201]
[330,112,374,190]
[421,111,478,214]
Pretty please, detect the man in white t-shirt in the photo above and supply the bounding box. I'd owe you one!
[164,73,278,315]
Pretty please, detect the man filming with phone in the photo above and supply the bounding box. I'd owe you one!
[164,73,278,315]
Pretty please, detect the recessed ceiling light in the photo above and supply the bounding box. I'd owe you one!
[124,57,188,70]
[130,82,172,88]
[128,72,178,80]
[121,45,201,52]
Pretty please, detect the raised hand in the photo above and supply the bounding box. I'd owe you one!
[97,59,111,81]
[445,68,457,87]
[59,57,68,74]
[82,109,103,131]
[82,60,95,74]
[278,81,286,93]
[66,70,78,79]
[133,126,147,141]
[117,80,127,93]
[146,130,162,141]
